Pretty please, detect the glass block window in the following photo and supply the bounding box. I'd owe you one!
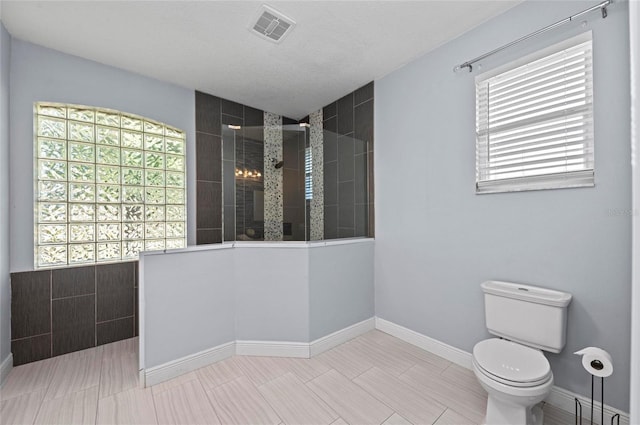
[35,103,187,268]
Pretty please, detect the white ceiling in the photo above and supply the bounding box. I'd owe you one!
[0,1,520,120]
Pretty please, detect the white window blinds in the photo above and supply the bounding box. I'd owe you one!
[475,33,594,193]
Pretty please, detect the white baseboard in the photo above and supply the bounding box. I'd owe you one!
[235,341,309,358]
[375,317,472,369]
[375,317,630,425]
[0,353,12,387]
[546,385,630,425]
[144,341,235,387]
[310,317,376,357]
[235,317,376,359]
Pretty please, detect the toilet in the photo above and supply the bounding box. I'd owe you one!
[472,281,572,425]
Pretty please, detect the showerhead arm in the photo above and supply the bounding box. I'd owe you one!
[272,158,284,169]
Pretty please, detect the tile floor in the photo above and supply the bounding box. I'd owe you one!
[0,330,577,425]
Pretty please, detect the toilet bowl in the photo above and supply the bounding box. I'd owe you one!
[472,338,553,425]
[474,281,572,425]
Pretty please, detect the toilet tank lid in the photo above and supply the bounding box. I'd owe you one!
[481,281,572,307]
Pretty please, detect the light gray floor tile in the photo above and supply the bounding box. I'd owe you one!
[206,376,280,425]
[0,388,45,425]
[196,357,244,389]
[153,378,221,425]
[308,369,394,425]
[399,363,486,424]
[258,372,338,425]
[35,386,98,425]
[354,367,447,425]
[97,386,158,425]
[0,356,58,401]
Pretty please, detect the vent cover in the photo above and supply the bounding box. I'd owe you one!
[251,5,296,43]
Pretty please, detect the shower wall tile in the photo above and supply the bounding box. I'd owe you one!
[324,205,338,240]
[338,135,355,182]
[355,100,373,147]
[221,99,244,118]
[197,229,222,245]
[196,181,222,229]
[245,106,264,126]
[322,82,374,240]
[323,102,337,120]
[337,93,354,136]
[52,266,95,299]
[264,111,283,241]
[10,261,137,365]
[310,109,324,241]
[10,270,51,340]
[324,161,338,206]
[196,133,222,182]
[354,82,374,106]
[196,90,265,244]
[196,91,221,136]
[52,294,95,356]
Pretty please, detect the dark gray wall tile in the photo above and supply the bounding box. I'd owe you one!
[52,295,95,356]
[323,126,337,163]
[324,161,338,206]
[338,180,355,206]
[244,106,264,126]
[196,181,222,230]
[337,93,354,135]
[134,261,138,288]
[355,154,368,205]
[11,334,51,366]
[338,136,355,182]
[324,205,338,240]
[221,99,244,118]
[97,317,134,346]
[11,271,51,339]
[338,227,355,238]
[196,133,222,182]
[355,100,374,146]
[222,114,242,127]
[323,102,337,119]
[224,206,236,241]
[96,262,134,322]
[338,203,355,228]
[354,82,374,106]
[52,266,95,299]
[197,229,222,244]
[223,132,235,161]
[223,160,236,206]
[355,204,369,237]
[195,91,221,136]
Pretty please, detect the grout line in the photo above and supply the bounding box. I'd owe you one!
[10,332,52,342]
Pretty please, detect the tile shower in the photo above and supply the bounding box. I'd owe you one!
[196,82,375,242]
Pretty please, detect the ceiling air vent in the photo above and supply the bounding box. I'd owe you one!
[250,5,296,43]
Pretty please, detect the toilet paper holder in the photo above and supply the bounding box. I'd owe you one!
[573,346,619,425]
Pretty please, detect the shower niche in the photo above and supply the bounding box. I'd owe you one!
[222,121,370,242]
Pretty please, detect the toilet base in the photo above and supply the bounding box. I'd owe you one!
[483,397,544,425]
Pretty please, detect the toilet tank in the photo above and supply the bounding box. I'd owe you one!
[482,280,572,353]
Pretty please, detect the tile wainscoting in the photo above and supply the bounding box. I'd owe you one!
[10,261,138,365]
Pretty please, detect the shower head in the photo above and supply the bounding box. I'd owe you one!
[273,159,284,169]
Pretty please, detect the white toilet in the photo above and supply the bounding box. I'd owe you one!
[472,280,572,425]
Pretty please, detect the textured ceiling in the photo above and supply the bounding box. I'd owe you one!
[0,1,520,119]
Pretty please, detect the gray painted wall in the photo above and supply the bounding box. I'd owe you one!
[8,39,196,272]
[143,248,235,368]
[309,241,374,340]
[0,21,11,369]
[235,247,309,342]
[375,0,631,411]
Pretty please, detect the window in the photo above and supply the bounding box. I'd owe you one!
[35,103,186,268]
[475,32,594,193]
[305,147,312,200]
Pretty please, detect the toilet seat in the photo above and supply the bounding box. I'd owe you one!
[473,338,552,388]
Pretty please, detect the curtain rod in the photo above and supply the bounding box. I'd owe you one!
[453,0,610,73]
